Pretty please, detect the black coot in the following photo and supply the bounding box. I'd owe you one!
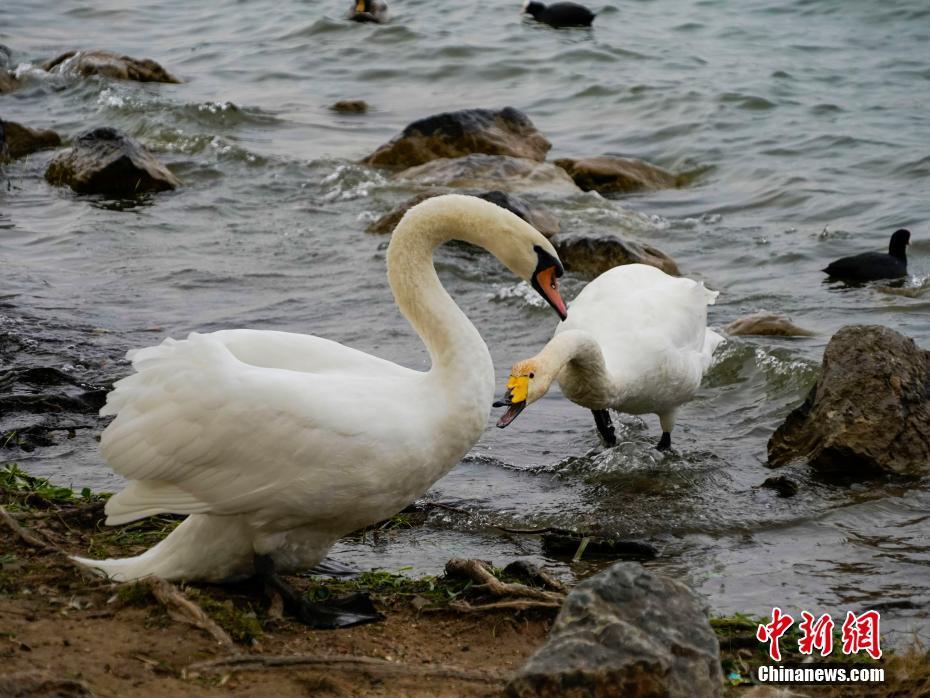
[349,0,388,23]
[523,1,595,28]
[823,229,910,282]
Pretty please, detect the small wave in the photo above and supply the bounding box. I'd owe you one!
[319,162,387,202]
[489,282,548,309]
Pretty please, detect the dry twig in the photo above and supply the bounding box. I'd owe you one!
[447,599,562,613]
[445,558,565,604]
[146,578,234,648]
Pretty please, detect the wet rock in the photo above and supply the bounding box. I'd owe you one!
[554,155,682,194]
[0,119,62,161]
[45,127,181,197]
[0,70,19,94]
[760,475,799,497]
[41,49,180,83]
[331,99,369,114]
[0,672,94,698]
[554,233,680,279]
[726,312,815,337]
[366,190,560,237]
[394,154,578,195]
[507,562,722,698]
[365,107,551,169]
[768,325,930,477]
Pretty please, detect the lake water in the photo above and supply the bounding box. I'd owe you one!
[2,0,929,647]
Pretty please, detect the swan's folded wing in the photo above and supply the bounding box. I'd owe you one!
[100,332,404,524]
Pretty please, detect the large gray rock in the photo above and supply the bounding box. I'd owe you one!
[726,312,814,337]
[364,107,551,169]
[768,325,930,477]
[0,119,62,162]
[366,190,560,237]
[45,127,180,196]
[394,154,578,195]
[42,49,180,83]
[554,233,680,279]
[507,562,722,698]
[554,156,682,195]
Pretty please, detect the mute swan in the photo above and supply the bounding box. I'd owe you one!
[495,263,722,450]
[73,194,567,627]
[822,228,910,282]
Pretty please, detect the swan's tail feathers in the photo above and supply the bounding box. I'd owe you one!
[702,329,726,370]
[104,481,211,526]
[72,515,254,583]
[700,283,720,306]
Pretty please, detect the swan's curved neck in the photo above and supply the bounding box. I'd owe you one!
[537,329,615,405]
[386,204,493,396]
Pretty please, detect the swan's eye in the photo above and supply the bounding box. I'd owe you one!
[529,372,535,379]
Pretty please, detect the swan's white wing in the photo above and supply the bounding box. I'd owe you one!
[558,264,719,401]
[101,331,425,525]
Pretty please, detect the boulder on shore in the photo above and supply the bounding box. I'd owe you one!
[726,312,815,337]
[507,562,722,698]
[394,154,578,195]
[0,119,62,162]
[364,107,551,169]
[42,49,180,83]
[768,325,930,477]
[554,155,681,194]
[45,127,181,196]
[554,233,680,278]
[366,190,560,237]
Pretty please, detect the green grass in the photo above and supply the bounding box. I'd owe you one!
[0,462,104,509]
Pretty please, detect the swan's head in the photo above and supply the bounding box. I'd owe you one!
[493,358,548,427]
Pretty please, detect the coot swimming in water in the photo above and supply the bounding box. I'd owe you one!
[523,1,596,28]
[822,228,910,282]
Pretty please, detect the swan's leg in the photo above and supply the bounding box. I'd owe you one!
[657,410,677,452]
[592,409,617,446]
[254,554,381,629]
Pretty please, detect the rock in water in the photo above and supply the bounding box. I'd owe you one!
[0,70,19,94]
[0,119,62,161]
[330,99,369,114]
[364,107,551,168]
[367,190,560,237]
[768,325,930,477]
[507,562,722,698]
[41,49,181,83]
[393,154,578,194]
[45,127,181,196]
[554,155,682,194]
[554,233,680,278]
[726,312,815,337]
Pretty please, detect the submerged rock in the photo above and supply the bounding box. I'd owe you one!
[394,154,578,194]
[45,127,181,196]
[0,70,19,94]
[330,99,369,114]
[554,233,680,278]
[41,49,181,83]
[554,155,682,194]
[726,312,815,337]
[0,119,62,162]
[364,107,551,169]
[367,190,560,237]
[768,325,930,477]
[507,562,722,698]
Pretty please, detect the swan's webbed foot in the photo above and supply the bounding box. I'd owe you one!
[255,554,382,629]
[656,432,672,451]
[592,409,617,447]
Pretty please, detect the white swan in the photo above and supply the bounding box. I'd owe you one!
[73,194,567,625]
[495,263,722,450]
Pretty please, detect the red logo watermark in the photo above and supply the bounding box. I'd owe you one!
[756,608,882,661]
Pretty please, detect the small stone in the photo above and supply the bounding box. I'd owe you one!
[0,119,62,161]
[364,107,551,169]
[45,127,180,197]
[331,99,369,114]
[761,475,799,497]
[726,312,815,337]
[554,155,682,194]
[554,233,680,278]
[42,49,180,83]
